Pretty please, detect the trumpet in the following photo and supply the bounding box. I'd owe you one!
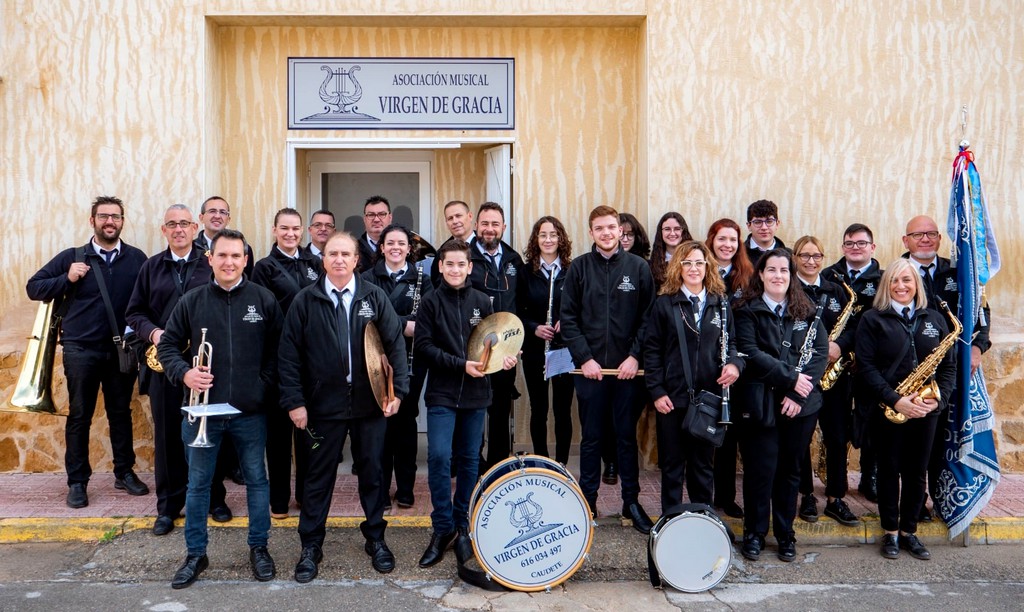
[187,328,214,448]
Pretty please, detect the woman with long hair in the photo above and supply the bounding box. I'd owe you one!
[704,218,753,518]
[732,248,828,563]
[649,212,693,288]
[644,241,742,512]
[619,212,651,259]
[857,258,955,561]
[791,236,859,526]
[518,216,575,464]
[361,223,434,510]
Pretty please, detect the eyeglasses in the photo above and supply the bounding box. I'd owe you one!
[680,260,708,269]
[621,232,635,239]
[749,217,777,227]
[164,220,194,229]
[906,231,940,241]
[364,212,390,220]
[842,240,873,249]
[203,208,230,216]
[310,222,335,230]
[662,227,684,234]
[95,213,124,222]
[796,253,824,262]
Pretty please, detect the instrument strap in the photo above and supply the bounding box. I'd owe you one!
[386,276,410,304]
[672,303,697,397]
[456,558,509,592]
[884,317,921,381]
[51,246,88,333]
[88,255,125,346]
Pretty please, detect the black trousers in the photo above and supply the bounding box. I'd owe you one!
[926,405,952,509]
[713,426,740,505]
[874,409,939,533]
[522,348,574,464]
[148,373,188,517]
[383,363,426,502]
[575,376,642,505]
[298,414,388,547]
[799,379,854,499]
[738,410,817,540]
[657,404,715,512]
[61,342,137,485]
[484,366,518,466]
[267,406,308,514]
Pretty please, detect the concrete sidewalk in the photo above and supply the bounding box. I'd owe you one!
[2,469,1022,544]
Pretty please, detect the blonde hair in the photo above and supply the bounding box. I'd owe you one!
[659,241,726,297]
[874,258,928,311]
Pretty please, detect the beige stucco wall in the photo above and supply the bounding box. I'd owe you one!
[2,0,1022,473]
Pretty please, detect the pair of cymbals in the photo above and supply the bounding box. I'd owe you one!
[364,323,395,411]
[467,312,525,374]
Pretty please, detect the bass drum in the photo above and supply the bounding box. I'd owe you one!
[470,454,594,592]
[649,509,732,593]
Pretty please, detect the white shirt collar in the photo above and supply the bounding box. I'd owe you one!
[682,286,707,307]
[171,248,192,263]
[326,275,357,302]
[215,277,244,292]
[762,294,786,314]
[309,243,323,258]
[799,275,821,287]
[891,300,916,318]
[385,263,408,277]
[91,239,123,257]
[477,240,503,260]
[748,235,776,252]
[909,257,938,278]
[540,257,562,276]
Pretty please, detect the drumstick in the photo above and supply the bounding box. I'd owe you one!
[569,369,645,376]
[480,337,494,371]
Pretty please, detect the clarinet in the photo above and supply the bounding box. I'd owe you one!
[719,297,732,425]
[407,266,424,370]
[543,267,557,354]
[795,297,827,373]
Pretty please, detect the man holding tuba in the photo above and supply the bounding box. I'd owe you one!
[126,204,230,536]
[158,229,283,589]
[26,196,149,510]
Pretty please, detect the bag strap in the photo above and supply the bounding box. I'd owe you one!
[264,253,304,295]
[883,316,922,380]
[673,303,696,392]
[88,257,123,345]
[52,246,88,328]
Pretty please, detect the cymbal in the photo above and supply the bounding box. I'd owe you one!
[363,322,391,410]
[467,312,525,374]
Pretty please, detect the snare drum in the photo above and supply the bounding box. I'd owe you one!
[470,454,594,592]
[649,510,732,593]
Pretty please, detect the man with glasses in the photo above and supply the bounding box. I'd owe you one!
[467,202,524,470]
[356,195,393,273]
[196,196,254,278]
[305,209,336,259]
[901,214,992,521]
[822,223,883,504]
[127,204,225,535]
[27,196,149,509]
[744,199,787,265]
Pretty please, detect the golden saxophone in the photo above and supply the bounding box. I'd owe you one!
[882,299,962,424]
[819,280,861,391]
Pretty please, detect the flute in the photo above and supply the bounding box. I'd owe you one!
[543,267,556,354]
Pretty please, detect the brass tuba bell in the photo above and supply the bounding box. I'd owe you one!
[4,302,60,415]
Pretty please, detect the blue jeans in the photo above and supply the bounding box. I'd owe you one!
[183,412,270,555]
[427,405,486,534]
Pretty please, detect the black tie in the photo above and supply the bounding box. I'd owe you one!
[484,252,499,275]
[689,296,701,323]
[333,289,350,377]
[391,271,403,283]
[774,304,783,318]
[849,269,859,282]
[921,263,935,298]
[902,306,911,323]
[100,248,116,266]
[174,259,187,289]
[719,268,728,279]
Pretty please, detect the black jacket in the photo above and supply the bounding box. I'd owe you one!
[798,277,856,355]
[414,280,494,409]
[467,236,523,315]
[360,260,435,329]
[856,306,957,412]
[559,246,655,368]
[733,298,829,419]
[126,247,212,344]
[899,253,991,353]
[516,261,569,355]
[157,279,282,414]
[356,233,378,274]
[823,257,883,311]
[278,277,409,420]
[251,245,322,314]
[27,241,147,346]
[744,235,788,269]
[643,292,744,409]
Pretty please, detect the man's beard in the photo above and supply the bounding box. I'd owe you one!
[481,234,501,251]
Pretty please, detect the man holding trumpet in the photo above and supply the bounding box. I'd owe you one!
[158,229,284,589]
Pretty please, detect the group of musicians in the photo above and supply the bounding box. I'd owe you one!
[25,195,990,588]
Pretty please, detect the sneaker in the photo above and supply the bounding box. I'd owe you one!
[824,498,859,526]
[798,494,819,523]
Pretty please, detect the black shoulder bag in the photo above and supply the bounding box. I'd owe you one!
[673,304,726,447]
[89,257,140,374]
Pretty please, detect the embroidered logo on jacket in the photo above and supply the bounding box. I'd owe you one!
[863,282,876,296]
[357,300,375,319]
[944,277,957,292]
[504,262,517,277]
[242,305,264,323]
[470,308,482,326]
[922,321,940,338]
[710,311,722,328]
[405,285,416,298]
[792,320,808,332]
[828,297,841,312]
[306,267,318,281]
[618,275,636,292]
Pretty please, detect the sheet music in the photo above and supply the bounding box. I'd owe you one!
[181,403,241,417]
[544,348,574,380]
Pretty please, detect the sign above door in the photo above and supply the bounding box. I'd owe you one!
[288,57,514,130]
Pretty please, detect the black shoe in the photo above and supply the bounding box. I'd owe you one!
[585,497,598,519]
[114,471,150,496]
[622,501,654,535]
[858,474,878,503]
[602,462,618,485]
[153,515,175,536]
[396,494,415,509]
[350,462,359,476]
[171,554,209,589]
[741,533,764,561]
[798,494,819,523]
[418,530,457,568]
[899,533,931,560]
[454,526,474,565]
[715,500,744,519]
[777,538,797,562]
[365,539,395,574]
[880,534,899,559]
[824,498,860,526]
[294,544,323,583]
[230,467,245,486]
[66,483,88,509]
[250,545,276,581]
[210,505,233,523]
[918,504,934,523]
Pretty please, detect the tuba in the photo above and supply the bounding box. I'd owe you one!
[819,280,861,391]
[882,300,962,424]
[4,302,60,415]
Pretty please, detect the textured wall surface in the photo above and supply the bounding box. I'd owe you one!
[2,0,1022,473]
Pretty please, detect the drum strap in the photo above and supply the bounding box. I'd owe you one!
[457,558,510,592]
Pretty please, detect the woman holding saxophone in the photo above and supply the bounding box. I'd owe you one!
[856,258,956,561]
[517,216,574,464]
[732,248,828,563]
[643,241,742,513]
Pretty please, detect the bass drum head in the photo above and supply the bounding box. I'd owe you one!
[470,454,573,518]
[470,467,593,592]
[650,512,732,593]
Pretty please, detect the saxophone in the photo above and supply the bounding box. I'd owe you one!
[882,299,962,424]
[819,279,861,391]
